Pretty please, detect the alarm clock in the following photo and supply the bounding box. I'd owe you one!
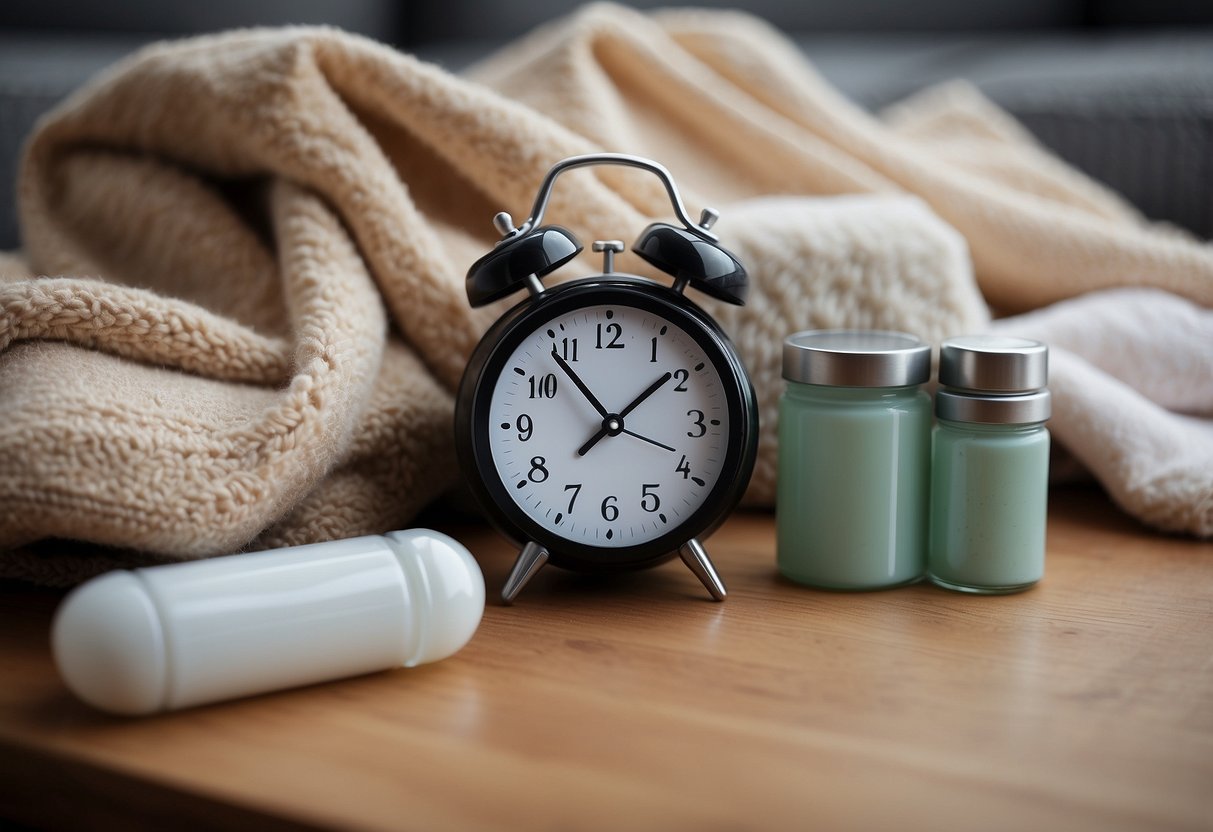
[455,154,758,603]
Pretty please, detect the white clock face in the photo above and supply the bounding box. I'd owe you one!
[488,302,730,549]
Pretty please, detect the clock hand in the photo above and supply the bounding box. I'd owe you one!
[551,349,608,418]
[618,371,672,419]
[577,425,610,457]
[577,372,673,457]
[620,429,675,453]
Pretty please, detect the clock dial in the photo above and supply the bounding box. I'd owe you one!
[487,303,729,549]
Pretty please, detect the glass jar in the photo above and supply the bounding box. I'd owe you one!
[928,335,1051,594]
[777,330,932,590]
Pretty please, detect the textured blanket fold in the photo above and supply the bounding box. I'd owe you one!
[2,3,1210,585]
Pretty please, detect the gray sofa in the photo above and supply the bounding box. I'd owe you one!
[2,0,1211,251]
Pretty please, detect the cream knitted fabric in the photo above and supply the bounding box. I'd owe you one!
[471,6,1213,310]
[991,290,1213,535]
[2,5,1210,584]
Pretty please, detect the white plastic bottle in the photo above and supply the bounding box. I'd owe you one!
[52,530,485,715]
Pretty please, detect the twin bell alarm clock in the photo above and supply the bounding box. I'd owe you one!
[455,154,758,603]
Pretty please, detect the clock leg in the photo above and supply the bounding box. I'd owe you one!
[501,541,550,604]
[678,538,727,602]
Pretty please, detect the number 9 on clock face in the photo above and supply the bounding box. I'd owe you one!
[456,280,758,572]
[496,303,722,545]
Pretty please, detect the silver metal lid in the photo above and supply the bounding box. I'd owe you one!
[936,389,1052,425]
[939,335,1048,393]
[782,330,931,388]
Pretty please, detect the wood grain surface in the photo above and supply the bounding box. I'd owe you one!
[1,486,1211,831]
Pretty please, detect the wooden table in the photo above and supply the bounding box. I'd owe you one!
[1,487,1211,831]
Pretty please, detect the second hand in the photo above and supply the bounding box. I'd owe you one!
[620,429,675,453]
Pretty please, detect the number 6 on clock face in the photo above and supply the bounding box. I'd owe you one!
[491,303,727,547]
[455,153,758,603]
[457,279,757,593]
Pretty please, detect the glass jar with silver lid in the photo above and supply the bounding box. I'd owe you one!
[928,335,1051,594]
[777,330,932,589]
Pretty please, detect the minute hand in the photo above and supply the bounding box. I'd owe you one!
[576,371,673,458]
[552,350,608,417]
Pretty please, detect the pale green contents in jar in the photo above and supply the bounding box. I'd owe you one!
[776,383,931,590]
[928,420,1050,593]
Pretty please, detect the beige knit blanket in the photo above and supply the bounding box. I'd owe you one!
[3,4,1211,585]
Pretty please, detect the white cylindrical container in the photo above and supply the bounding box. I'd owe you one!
[52,530,485,715]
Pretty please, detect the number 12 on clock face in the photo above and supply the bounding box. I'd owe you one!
[455,153,756,603]
[489,303,729,550]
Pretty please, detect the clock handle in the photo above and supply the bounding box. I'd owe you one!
[679,538,728,602]
[501,541,550,604]
[515,153,718,242]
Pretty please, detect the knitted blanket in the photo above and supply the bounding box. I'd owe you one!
[2,4,1210,585]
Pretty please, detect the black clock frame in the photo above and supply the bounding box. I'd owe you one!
[454,276,759,573]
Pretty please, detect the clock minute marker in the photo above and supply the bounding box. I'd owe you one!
[459,155,757,603]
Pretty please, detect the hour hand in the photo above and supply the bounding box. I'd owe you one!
[577,372,673,457]
[577,424,610,457]
[619,371,672,418]
[551,350,608,417]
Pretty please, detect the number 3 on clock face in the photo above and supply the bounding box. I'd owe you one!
[456,154,757,602]
[495,302,724,546]
[457,280,757,574]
